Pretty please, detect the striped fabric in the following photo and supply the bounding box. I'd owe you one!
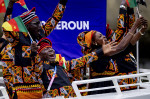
[37,38,52,53]
[20,7,38,24]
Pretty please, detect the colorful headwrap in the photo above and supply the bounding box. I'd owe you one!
[20,7,38,24]
[77,30,96,55]
[37,37,52,53]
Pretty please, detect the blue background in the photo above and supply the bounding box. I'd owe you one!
[12,0,106,60]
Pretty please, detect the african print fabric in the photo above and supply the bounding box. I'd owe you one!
[1,2,66,99]
[106,7,137,91]
[39,50,102,98]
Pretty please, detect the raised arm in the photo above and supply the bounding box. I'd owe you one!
[30,41,43,84]
[65,51,99,72]
[107,0,135,42]
[42,0,68,36]
[3,0,18,22]
[2,0,20,46]
[130,18,148,45]
[65,41,118,72]
[105,17,144,56]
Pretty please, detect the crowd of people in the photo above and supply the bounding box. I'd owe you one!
[0,0,148,98]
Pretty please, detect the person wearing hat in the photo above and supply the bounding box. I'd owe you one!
[1,0,68,98]
[76,9,147,96]
[30,37,120,98]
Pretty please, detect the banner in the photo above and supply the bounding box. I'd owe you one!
[12,0,106,60]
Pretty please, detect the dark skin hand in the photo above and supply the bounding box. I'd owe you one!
[31,41,40,52]
[92,17,144,56]
[106,17,145,56]
[130,17,148,45]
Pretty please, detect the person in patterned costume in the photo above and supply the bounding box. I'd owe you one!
[76,0,148,95]
[1,0,68,98]
[106,0,148,91]
[30,37,121,98]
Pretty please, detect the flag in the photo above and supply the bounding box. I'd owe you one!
[0,0,9,13]
[126,0,138,8]
[16,0,28,10]
[62,57,66,69]
[137,0,147,7]
[2,16,28,32]
[55,54,66,69]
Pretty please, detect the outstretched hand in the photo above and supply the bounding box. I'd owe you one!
[31,41,40,52]
[102,40,117,56]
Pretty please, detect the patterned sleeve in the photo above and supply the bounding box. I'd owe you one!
[31,52,44,84]
[30,52,43,74]
[109,7,135,42]
[42,3,66,37]
[65,48,104,72]
[3,30,20,47]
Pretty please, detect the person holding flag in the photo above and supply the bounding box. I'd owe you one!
[76,0,148,95]
[106,0,147,91]
[1,0,68,98]
[31,14,146,97]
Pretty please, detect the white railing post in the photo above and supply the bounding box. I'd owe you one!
[0,77,4,84]
[71,73,150,98]
[0,86,9,99]
[112,79,122,94]
[147,74,150,82]
[72,82,82,99]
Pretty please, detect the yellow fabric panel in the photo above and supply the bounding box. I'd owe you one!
[2,22,13,31]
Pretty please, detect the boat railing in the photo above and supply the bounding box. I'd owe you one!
[72,72,150,99]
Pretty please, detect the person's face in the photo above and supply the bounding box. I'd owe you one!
[39,47,56,62]
[93,31,108,46]
[26,18,41,38]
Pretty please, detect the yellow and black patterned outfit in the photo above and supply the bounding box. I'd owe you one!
[106,7,137,91]
[1,1,66,99]
[40,49,103,98]
[88,7,136,95]
[76,7,136,95]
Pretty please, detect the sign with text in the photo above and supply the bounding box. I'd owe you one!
[12,0,106,60]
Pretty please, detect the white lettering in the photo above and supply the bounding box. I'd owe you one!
[61,21,68,30]
[76,21,82,30]
[68,21,76,30]
[83,21,89,30]
[42,21,90,30]
[56,22,61,30]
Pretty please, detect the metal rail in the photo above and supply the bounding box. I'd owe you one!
[72,72,150,99]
